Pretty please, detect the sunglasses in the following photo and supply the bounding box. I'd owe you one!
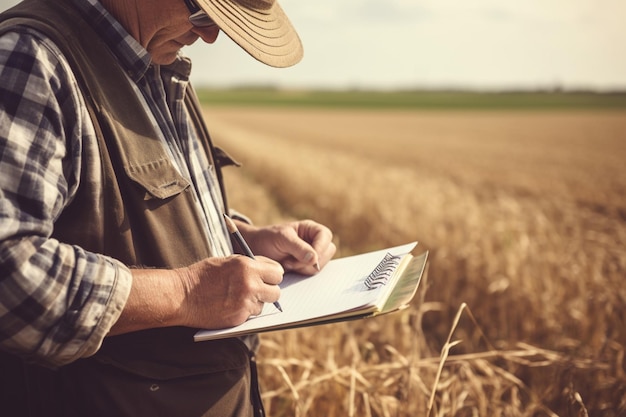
[183,0,217,28]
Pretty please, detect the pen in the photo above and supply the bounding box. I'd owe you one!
[223,214,283,312]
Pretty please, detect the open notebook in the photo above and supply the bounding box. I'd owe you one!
[194,242,428,342]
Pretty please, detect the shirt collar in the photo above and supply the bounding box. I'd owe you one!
[163,55,193,81]
[71,0,152,82]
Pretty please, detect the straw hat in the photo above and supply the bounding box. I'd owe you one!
[195,0,303,68]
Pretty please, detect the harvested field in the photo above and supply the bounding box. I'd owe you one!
[203,106,626,416]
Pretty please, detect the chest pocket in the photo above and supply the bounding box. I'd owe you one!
[126,156,190,200]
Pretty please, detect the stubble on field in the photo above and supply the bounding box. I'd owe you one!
[204,106,626,417]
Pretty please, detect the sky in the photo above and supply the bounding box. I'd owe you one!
[2,0,625,91]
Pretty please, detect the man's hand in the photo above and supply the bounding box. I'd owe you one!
[235,219,337,275]
[110,255,284,335]
[178,255,285,328]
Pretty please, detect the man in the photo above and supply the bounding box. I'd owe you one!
[0,0,336,415]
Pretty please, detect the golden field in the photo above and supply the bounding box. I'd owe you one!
[203,106,626,417]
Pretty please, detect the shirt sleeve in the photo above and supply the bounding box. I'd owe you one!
[0,29,132,368]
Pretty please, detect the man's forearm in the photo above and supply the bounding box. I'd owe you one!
[108,268,187,336]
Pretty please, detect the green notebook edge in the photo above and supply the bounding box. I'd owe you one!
[380,251,429,314]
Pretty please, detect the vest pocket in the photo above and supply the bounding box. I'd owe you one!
[126,157,190,200]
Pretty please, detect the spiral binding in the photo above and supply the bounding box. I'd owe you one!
[364,252,401,290]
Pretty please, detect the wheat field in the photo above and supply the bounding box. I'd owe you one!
[203,106,626,417]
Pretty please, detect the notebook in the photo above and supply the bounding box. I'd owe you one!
[194,242,428,342]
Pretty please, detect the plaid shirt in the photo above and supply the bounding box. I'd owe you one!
[0,0,231,367]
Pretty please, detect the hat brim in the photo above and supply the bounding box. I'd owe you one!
[196,0,303,68]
